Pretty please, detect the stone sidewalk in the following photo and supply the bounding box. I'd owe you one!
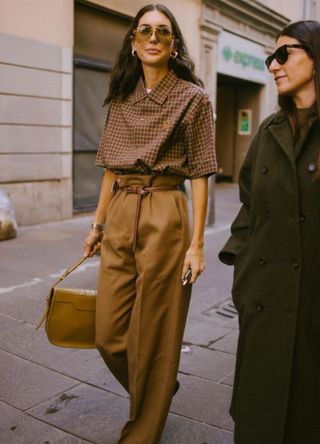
[0,183,240,444]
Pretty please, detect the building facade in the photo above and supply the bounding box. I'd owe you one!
[0,0,317,225]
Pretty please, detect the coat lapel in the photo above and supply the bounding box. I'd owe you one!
[267,109,319,162]
[294,111,318,159]
[267,113,295,164]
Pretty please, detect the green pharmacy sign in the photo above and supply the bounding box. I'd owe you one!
[222,46,265,71]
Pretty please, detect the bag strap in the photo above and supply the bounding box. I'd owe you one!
[35,256,88,330]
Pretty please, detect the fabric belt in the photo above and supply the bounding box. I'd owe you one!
[113,182,179,252]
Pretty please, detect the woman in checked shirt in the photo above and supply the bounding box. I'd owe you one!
[83,4,217,443]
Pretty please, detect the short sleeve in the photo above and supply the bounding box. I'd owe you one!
[185,95,217,179]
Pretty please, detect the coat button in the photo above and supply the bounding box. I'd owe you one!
[299,214,306,222]
[256,304,264,312]
[262,166,269,174]
[259,257,266,265]
[265,210,270,218]
[308,163,316,172]
[291,261,299,269]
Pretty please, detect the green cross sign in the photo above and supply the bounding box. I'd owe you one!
[222,46,265,71]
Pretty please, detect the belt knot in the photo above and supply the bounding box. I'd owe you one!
[124,186,150,195]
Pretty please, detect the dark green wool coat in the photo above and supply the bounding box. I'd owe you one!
[219,109,320,444]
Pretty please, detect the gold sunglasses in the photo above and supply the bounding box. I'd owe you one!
[132,25,174,45]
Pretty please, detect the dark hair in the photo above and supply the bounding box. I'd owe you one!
[104,3,202,105]
[277,21,320,178]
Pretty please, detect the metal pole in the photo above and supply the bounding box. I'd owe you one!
[207,174,215,225]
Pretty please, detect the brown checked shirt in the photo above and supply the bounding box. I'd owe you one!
[95,71,217,179]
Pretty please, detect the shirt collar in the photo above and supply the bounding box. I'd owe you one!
[130,71,179,105]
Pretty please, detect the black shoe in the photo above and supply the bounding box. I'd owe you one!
[173,380,180,396]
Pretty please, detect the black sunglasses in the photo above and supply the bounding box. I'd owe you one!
[265,44,310,69]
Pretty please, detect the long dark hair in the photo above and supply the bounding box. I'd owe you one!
[277,21,320,178]
[104,3,202,105]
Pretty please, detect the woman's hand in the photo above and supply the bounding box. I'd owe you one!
[83,228,103,258]
[181,244,206,285]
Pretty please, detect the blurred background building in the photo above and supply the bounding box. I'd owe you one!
[0,0,319,225]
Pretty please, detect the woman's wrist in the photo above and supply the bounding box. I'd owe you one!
[91,222,104,231]
[190,239,204,249]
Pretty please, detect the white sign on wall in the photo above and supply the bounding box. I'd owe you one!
[217,31,269,84]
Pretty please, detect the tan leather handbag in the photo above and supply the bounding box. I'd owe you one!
[36,257,96,348]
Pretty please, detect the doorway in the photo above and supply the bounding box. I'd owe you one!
[73,1,130,211]
[215,74,263,182]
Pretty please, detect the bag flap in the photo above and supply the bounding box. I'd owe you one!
[52,288,96,312]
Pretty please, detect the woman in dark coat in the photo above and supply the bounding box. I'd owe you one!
[219,20,320,444]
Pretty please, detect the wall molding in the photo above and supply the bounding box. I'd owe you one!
[202,0,290,49]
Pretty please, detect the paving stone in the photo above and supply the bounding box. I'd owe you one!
[191,236,234,300]
[0,401,88,444]
[220,372,235,386]
[188,297,237,328]
[0,312,81,366]
[0,289,46,325]
[27,380,234,443]
[161,413,234,444]
[171,373,234,431]
[219,315,239,329]
[188,297,223,323]
[0,349,78,410]
[179,345,235,382]
[202,312,239,330]
[188,296,215,317]
[210,330,239,354]
[47,349,127,397]
[27,383,128,443]
[183,318,232,347]
[1,219,95,278]
[0,267,40,287]
[192,286,218,304]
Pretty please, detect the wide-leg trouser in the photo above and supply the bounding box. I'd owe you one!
[95,174,192,444]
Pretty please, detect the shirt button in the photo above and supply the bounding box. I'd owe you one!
[265,210,270,218]
[259,257,266,265]
[308,163,316,172]
[256,304,264,312]
[262,166,269,174]
[291,261,299,269]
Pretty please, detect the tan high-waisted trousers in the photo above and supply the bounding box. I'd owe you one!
[95,174,192,444]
